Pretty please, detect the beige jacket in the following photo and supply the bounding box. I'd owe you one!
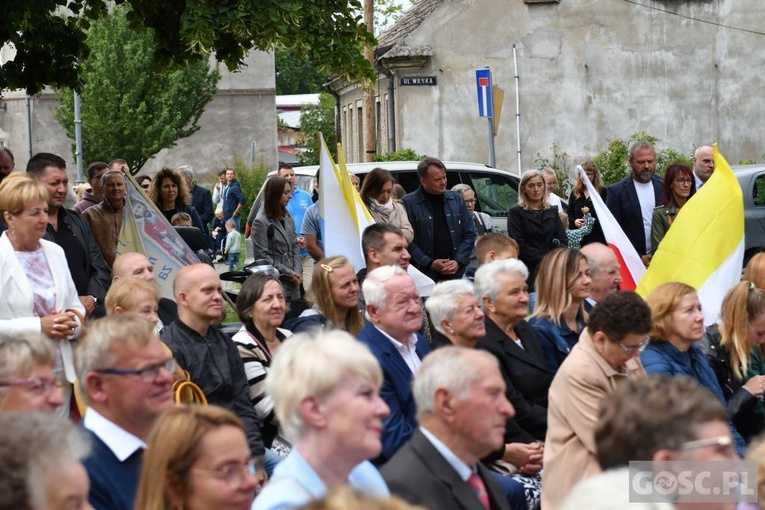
[82,199,124,268]
[541,329,645,510]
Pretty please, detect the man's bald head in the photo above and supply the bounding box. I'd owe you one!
[174,264,224,328]
[580,243,622,303]
[112,252,156,283]
[693,145,714,184]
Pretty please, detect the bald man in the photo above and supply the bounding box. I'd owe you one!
[111,252,178,329]
[580,243,622,309]
[692,145,715,189]
[160,264,264,457]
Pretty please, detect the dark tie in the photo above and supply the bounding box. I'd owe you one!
[467,472,491,510]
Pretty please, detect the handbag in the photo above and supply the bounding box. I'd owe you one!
[172,370,208,405]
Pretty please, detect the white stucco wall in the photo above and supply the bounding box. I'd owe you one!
[342,0,765,171]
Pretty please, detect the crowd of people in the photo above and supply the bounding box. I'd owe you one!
[0,143,762,510]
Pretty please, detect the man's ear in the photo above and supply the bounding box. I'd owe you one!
[368,249,381,266]
[176,290,188,308]
[85,372,109,405]
[366,303,379,323]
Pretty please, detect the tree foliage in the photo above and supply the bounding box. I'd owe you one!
[592,132,692,186]
[2,0,376,95]
[298,92,337,166]
[55,7,219,173]
[275,46,326,95]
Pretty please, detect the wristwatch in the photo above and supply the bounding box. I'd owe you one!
[89,295,99,306]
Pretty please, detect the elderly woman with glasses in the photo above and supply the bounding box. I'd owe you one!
[134,405,262,510]
[641,282,747,457]
[0,333,64,411]
[253,331,390,509]
[542,291,649,510]
[650,162,696,253]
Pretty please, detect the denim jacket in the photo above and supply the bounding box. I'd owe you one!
[401,186,476,279]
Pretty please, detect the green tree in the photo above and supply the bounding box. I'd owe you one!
[298,92,337,165]
[275,46,326,95]
[2,0,375,95]
[55,7,219,173]
[592,132,693,186]
[374,148,425,162]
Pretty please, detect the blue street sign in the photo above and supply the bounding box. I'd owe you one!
[476,69,493,118]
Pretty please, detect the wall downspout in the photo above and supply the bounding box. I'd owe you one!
[377,59,396,153]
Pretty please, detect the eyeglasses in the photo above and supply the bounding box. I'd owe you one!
[0,377,64,394]
[191,458,263,488]
[674,178,693,185]
[679,435,732,451]
[464,199,476,204]
[616,336,650,355]
[95,358,176,383]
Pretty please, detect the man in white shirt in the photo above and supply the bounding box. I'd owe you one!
[605,140,664,265]
[692,145,715,189]
[381,346,515,510]
[357,265,430,465]
[76,314,175,510]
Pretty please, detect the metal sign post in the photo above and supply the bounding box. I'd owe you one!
[475,68,496,167]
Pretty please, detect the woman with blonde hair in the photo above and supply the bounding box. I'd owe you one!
[253,330,389,509]
[641,281,746,456]
[744,252,765,290]
[699,280,765,441]
[529,248,591,373]
[0,173,85,417]
[567,160,607,246]
[288,256,363,336]
[507,169,567,292]
[359,168,414,243]
[133,405,261,510]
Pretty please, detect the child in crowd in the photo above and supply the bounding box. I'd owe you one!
[559,206,595,249]
[170,212,193,226]
[211,208,226,256]
[224,219,244,271]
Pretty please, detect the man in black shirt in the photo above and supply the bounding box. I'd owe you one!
[27,153,111,318]
[401,157,476,282]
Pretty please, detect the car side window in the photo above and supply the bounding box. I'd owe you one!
[464,172,519,217]
[753,174,765,207]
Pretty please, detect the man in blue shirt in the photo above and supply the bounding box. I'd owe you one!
[222,168,245,229]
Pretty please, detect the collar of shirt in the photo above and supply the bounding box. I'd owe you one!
[419,426,472,482]
[374,325,418,351]
[84,407,146,461]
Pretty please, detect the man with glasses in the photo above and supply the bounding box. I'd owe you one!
[161,264,265,458]
[76,314,175,510]
[542,291,651,509]
[560,376,733,509]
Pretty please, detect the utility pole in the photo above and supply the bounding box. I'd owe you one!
[363,0,377,162]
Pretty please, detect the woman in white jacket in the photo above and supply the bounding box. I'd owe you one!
[0,173,85,417]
